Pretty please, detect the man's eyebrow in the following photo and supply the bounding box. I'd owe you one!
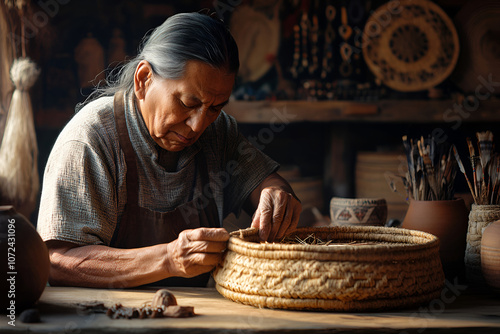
[214,100,229,108]
[184,95,202,103]
[183,94,229,108]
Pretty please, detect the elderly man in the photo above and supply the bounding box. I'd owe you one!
[37,12,301,288]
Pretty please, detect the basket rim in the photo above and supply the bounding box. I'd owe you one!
[330,197,387,206]
[470,204,500,209]
[228,226,440,261]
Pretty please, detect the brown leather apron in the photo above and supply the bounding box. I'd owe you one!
[110,91,220,286]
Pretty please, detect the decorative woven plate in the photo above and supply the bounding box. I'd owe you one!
[362,0,459,92]
[452,0,500,93]
[213,226,444,311]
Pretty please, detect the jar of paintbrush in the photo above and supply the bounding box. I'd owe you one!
[395,135,468,279]
[454,131,500,285]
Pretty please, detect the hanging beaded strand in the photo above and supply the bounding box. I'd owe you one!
[339,42,353,77]
[290,0,311,79]
[338,5,353,41]
[349,0,366,76]
[338,5,353,77]
[321,4,336,79]
[308,0,320,75]
[290,23,301,79]
[300,10,309,70]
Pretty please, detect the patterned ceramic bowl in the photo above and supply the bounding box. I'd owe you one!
[330,197,387,226]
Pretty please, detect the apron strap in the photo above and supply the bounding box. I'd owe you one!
[113,91,140,208]
[111,90,220,250]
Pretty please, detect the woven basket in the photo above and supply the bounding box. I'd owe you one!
[465,204,500,283]
[213,226,444,311]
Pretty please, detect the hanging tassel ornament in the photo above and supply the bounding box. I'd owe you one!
[0,58,40,215]
[1,1,13,115]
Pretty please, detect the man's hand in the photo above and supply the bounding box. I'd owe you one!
[165,227,229,278]
[251,186,301,242]
[45,228,229,288]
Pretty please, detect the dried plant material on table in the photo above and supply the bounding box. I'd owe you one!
[104,289,195,319]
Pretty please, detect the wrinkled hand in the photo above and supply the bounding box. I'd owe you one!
[166,228,229,278]
[251,186,302,242]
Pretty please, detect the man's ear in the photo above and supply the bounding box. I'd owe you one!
[134,60,153,100]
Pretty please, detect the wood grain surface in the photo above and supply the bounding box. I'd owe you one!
[1,284,500,333]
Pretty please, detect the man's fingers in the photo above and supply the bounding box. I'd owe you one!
[187,240,227,254]
[275,200,293,240]
[265,190,298,241]
[257,207,273,241]
[291,202,302,229]
[186,252,224,268]
[250,210,261,230]
[198,253,224,266]
[282,204,300,238]
[186,228,229,242]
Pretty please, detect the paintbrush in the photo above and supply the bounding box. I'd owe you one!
[442,148,457,200]
[402,135,415,198]
[400,135,457,201]
[477,131,494,200]
[476,161,484,203]
[418,137,438,200]
[466,137,478,200]
[458,131,500,204]
[477,131,494,171]
[453,145,476,203]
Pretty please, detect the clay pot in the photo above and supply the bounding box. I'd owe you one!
[482,220,500,292]
[465,204,500,283]
[330,197,387,226]
[0,206,50,312]
[402,198,468,273]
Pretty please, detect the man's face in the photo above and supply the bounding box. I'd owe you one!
[135,60,235,152]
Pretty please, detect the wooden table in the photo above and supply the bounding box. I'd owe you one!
[2,284,500,333]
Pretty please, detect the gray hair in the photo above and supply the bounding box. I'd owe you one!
[79,12,239,108]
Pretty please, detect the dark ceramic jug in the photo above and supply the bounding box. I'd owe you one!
[1,205,49,313]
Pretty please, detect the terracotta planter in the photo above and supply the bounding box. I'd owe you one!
[465,204,500,284]
[402,198,468,273]
[481,220,500,292]
[0,205,50,312]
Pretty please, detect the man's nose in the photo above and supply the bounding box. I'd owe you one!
[185,109,205,133]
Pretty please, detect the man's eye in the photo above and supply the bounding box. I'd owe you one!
[180,100,195,108]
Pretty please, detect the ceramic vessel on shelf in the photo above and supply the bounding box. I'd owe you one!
[402,198,468,275]
[0,205,50,311]
[330,197,387,226]
[481,220,500,292]
[465,204,500,283]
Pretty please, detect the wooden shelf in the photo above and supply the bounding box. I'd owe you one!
[224,99,500,124]
[34,99,500,129]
